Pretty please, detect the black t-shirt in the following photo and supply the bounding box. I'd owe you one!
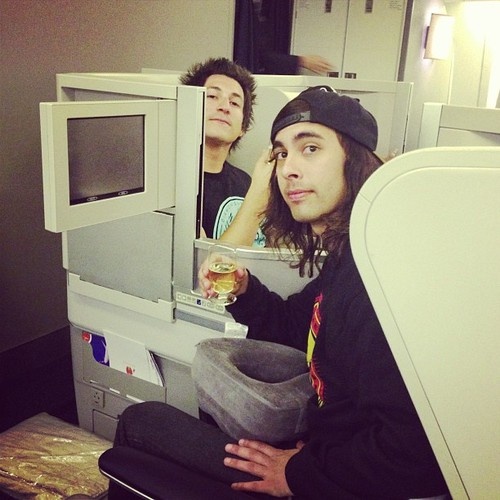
[203,162,266,246]
[202,162,247,235]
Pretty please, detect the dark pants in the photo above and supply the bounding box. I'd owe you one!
[110,401,274,499]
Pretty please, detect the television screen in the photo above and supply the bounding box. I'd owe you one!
[67,115,145,204]
[41,90,194,233]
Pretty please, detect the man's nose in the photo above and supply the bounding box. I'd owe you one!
[217,96,230,112]
[280,154,301,178]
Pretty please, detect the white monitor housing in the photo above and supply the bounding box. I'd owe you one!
[40,99,176,232]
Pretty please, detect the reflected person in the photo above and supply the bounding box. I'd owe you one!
[181,58,269,247]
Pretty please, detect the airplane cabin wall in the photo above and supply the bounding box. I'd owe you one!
[0,0,234,354]
[401,0,453,151]
[445,0,500,108]
[403,0,500,149]
[289,0,500,150]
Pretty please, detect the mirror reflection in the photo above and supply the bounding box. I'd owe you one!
[179,59,266,247]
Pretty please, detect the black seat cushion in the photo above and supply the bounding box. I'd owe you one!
[99,446,255,499]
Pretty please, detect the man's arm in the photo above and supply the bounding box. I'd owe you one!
[298,55,334,75]
[218,149,273,247]
[198,260,318,352]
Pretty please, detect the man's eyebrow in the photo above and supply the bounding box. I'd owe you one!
[273,130,325,148]
[294,131,324,140]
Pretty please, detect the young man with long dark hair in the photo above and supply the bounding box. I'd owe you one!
[201,86,448,498]
[111,87,449,499]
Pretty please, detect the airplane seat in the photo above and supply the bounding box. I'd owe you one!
[99,146,500,499]
[99,339,314,499]
[350,146,500,499]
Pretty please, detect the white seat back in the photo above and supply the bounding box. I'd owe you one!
[350,147,500,499]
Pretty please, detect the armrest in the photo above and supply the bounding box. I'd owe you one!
[99,446,253,499]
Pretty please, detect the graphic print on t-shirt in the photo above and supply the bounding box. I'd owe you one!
[307,292,325,406]
[213,196,266,247]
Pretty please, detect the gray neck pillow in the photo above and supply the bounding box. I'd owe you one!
[191,338,314,444]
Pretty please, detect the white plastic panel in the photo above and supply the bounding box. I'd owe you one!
[351,147,500,499]
[40,99,175,232]
[419,103,500,149]
[57,72,181,101]
[231,75,412,171]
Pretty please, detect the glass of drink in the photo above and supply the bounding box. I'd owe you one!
[207,244,238,305]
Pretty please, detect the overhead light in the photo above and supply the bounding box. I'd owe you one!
[424,13,455,60]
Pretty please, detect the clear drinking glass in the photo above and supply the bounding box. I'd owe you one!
[207,244,238,306]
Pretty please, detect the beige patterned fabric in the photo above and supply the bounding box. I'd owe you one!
[0,413,111,499]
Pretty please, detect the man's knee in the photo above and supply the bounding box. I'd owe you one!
[120,401,166,422]
[115,401,168,444]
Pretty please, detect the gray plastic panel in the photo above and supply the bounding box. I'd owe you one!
[67,212,173,302]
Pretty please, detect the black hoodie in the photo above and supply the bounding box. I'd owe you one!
[229,242,448,499]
